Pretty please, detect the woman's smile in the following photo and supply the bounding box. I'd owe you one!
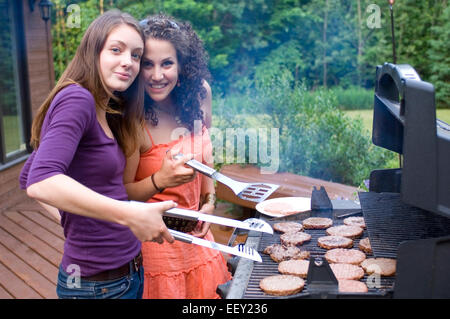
[148,82,169,89]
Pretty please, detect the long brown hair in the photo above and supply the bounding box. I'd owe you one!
[30,10,145,157]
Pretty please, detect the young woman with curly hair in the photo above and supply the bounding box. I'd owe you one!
[123,14,231,299]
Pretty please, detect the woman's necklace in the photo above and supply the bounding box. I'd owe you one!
[153,104,182,125]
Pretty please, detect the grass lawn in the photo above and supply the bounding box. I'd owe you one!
[345,109,450,133]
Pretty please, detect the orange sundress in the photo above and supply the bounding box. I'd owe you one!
[135,125,231,299]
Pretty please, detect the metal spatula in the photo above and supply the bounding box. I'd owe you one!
[184,159,279,203]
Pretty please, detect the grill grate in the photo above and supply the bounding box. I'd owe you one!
[360,192,450,258]
[243,209,395,299]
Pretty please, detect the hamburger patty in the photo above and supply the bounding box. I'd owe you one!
[343,216,366,229]
[318,236,353,249]
[358,237,372,254]
[338,280,368,293]
[325,248,366,265]
[259,275,305,296]
[326,225,364,239]
[330,263,365,280]
[280,231,312,246]
[263,244,310,262]
[361,258,396,276]
[278,259,310,278]
[273,222,303,233]
[302,217,333,229]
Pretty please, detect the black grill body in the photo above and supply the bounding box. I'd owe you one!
[372,63,450,218]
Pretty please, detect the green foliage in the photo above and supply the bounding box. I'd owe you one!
[52,0,106,80]
[428,5,450,109]
[329,86,374,110]
[51,0,449,107]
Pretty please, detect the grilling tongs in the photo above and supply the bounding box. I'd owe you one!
[165,207,273,235]
[164,209,272,262]
[129,202,270,262]
[169,229,262,262]
[181,158,280,203]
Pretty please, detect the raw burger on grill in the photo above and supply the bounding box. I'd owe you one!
[358,237,372,254]
[343,216,366,229]
[326,225,364,239]
[302,217,333,229]
[259,275,305,296]
[280,231,311,246]
[338,280,368,293]
[263,244,310,262]
[361,258,396,276]
[325,248,366,265]
[278,259,310,278]
[273,222,303,233]
[329,263,365,280]
[318,236,353,249]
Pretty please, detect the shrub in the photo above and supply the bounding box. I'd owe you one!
[328,86,374,110]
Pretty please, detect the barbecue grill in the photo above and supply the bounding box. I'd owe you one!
[219,63,450,299]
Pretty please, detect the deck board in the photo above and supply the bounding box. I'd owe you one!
[19,210,64,239]
[3,211,64,253]
[0,283,14,299]
[0,215,62,267]
[0,199,61,299]
[0,227,58,284]
[0,242,57,298]
[0,252,44,299]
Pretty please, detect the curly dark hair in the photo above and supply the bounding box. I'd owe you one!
[140,14,210,131]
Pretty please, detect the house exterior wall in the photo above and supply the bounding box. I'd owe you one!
[0,0,54,212]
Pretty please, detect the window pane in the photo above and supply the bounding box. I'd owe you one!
[0,0,26,158]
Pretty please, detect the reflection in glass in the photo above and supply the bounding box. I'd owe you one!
[0,0,26,158]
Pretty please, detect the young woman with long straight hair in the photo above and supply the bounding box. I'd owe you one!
[20,10,175,299]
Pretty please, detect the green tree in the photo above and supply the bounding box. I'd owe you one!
[50,0,449,105]
[428,4,450,108]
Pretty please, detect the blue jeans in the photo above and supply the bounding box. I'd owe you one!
[56,263,144,299]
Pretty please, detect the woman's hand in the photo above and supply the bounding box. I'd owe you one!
[190,203,214,238]
[126,200,176,244]
[153,148,196,189]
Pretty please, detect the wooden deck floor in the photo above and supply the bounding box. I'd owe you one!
[0,199,62,299]
[0,199,236,299]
